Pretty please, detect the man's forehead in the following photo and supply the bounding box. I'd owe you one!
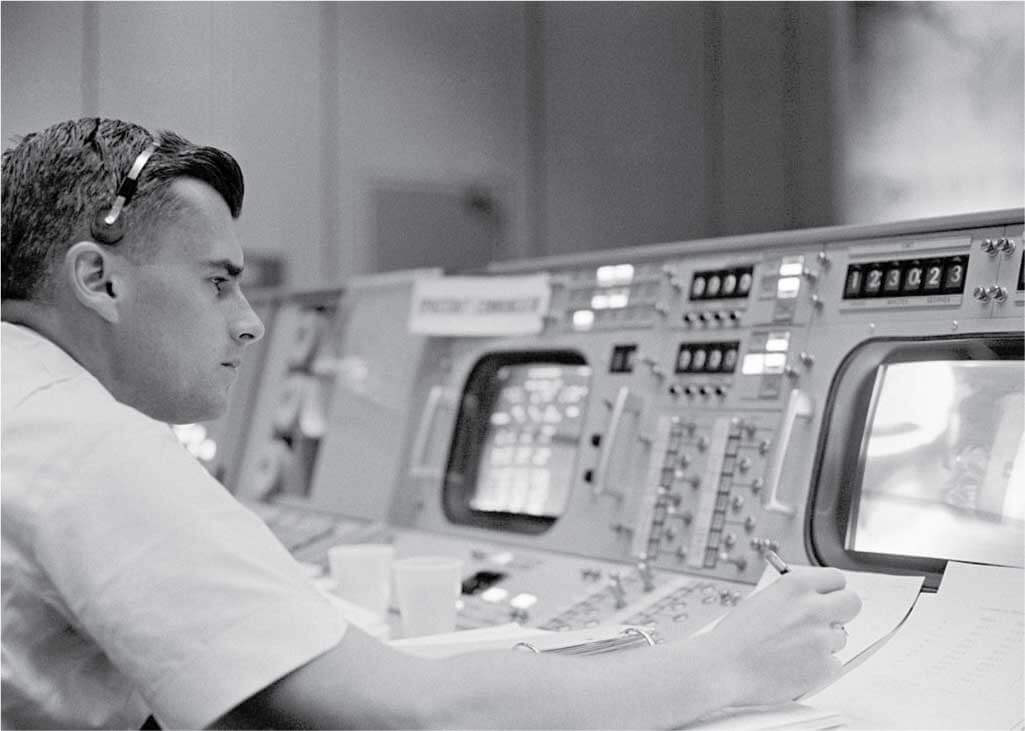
[145,178,243,267]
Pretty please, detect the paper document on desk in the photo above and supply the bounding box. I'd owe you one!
[702,565,924,666]
[681,702,847,730]
[806,563,1024,730]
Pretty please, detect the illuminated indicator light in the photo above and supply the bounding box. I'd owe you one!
[776,276,801,299]
[490,412,511,426]
[737,271,753,295]
[510,593,538,610]
[591,294,609,310]
[706,275,722,297]
[607,289,630,309]
[526,366,563,378]
[691,276,707,299]
[763,353,787,373]
[765,332,791,352]
[490,552,515,566]
[566,405,580,419]
[196,440,217,462]
[779,256,805,277]
[572,310,595,330]
[722,273,737,295]
[596,264,634,286]
[481,587,510,603]
[742,354,765,375]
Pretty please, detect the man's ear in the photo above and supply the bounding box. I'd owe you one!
[65,241,122,323]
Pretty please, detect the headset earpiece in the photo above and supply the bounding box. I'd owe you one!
[89,141,159,246]
[90,207,127,244]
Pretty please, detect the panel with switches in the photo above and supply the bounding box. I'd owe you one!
[239,210,1021,643]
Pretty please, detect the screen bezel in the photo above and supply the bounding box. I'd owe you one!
[805,333,1024,591]
[442,350,589,534]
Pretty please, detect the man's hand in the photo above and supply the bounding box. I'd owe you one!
[707,566,862,707]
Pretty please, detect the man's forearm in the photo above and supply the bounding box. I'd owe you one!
[230,626,739,729]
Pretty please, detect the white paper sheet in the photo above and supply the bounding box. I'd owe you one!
[681,703,847,731]
[807,564,1025,730]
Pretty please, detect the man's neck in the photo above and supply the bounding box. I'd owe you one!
[2,299,113,386]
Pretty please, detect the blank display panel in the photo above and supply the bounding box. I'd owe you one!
[848,361,1024,567]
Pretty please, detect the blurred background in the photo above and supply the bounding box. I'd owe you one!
[2,1,1022,288]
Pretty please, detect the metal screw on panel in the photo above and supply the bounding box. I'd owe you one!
[998,237,1017,256]
[737,458,752,474]
[816,251,830,267]
[723,532,737,548]
[759,439,771,455]
[981,238,998,255]
[731,495,745,512]
[750,477,764,494]
[973,286,991,302]
[810,293,824,309]
[799,351,815,368]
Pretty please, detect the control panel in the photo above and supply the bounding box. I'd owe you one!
[223,210,1023,643]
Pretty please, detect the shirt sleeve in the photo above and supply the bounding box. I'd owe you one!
[31,419,348,730]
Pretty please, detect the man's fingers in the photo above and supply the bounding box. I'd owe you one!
[831,624,848,653]
[816,588,863,624]
[787,566,847,594]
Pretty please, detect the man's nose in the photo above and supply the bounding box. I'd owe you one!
[232,297,265,344]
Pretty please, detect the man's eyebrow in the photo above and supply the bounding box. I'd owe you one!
[205,259,245,278]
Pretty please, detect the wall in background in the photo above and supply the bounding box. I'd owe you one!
[3,2,1021,286]
[1,2,529,286]
[840,2,1024,223]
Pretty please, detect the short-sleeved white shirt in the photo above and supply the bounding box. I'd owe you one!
[1,323,347,729]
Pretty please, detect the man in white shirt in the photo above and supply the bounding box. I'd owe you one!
[1,118,861,729]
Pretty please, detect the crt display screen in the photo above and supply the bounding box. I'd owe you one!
[847,360,1024,567]
[470,364,591,518]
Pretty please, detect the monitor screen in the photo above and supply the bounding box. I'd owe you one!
[469,364,591,518]
[847,360,1024,567]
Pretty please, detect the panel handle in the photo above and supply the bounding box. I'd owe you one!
[408,385,452,479]
[593,386,642,500]
[763,388,815,516]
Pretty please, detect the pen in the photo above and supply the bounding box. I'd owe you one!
[764,549,790,575]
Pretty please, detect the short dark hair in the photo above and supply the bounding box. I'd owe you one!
[2,117,244,301]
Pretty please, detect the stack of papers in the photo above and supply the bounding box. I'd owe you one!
[806,562,1024,730]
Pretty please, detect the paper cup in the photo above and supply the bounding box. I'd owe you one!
[392,556,464,637]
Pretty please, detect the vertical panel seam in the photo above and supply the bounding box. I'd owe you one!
[320,2,341,285]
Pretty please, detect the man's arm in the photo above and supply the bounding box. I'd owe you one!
[215,568,861,729]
